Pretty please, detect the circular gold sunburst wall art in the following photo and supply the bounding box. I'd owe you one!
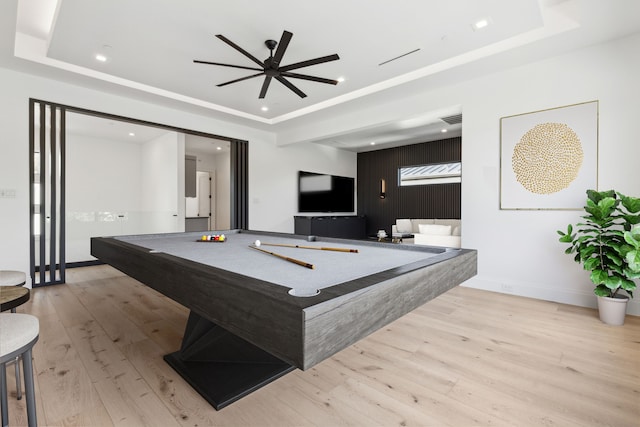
[511,122,584,195]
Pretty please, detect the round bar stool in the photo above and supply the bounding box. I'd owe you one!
[0,270,27,402]
[0,271,26,289]
[0,313,39,427]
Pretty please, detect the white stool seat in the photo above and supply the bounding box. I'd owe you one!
[1,313,39,427]
[0,271,26,287]
[0,314,39,359]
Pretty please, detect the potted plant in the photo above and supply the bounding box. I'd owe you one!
[557,189,640,325]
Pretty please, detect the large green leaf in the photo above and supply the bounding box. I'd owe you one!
[576,234,596,243]
[624,268,640,279]
[618,193,640,213]
[558,233,574,243]
[579,245,597,259]
[620,214,640,228]
[594,284,612,297]
[583,257,601,271]
[597,197,617,216]
[620,278,637,292]
[604,275,623,290]
[604,252,623,266]
[624,230,640,249]
[626,249,640,272]
[590,269,608,284]
[609,263,624,275]
[588,189,615,204]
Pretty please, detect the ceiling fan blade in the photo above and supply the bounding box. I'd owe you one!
[216,34,265,67]
[275,76,307,98]
[259,76,273,99]
[272,31,292,68]
[281,72,338,85]
[216,72,264,87]
[193,60,262,72]
[279,54,340,72]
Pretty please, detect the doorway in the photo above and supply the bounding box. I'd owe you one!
[186,171,214,231]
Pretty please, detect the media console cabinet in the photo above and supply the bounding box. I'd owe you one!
[294,215,366,239]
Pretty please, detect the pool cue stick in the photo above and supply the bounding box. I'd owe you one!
[249,245,315,269]
[260,242,359,253]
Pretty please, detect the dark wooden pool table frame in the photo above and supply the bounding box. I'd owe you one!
[91,230,477,409]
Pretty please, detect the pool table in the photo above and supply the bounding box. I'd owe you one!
[91,230,477,409]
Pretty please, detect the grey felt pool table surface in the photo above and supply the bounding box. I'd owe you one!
[116,231,439,296]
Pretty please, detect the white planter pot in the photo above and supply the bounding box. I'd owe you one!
[597,295,629,326]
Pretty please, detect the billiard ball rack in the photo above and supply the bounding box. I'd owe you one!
[196,234,226,242]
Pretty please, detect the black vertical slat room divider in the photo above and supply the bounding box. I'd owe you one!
[29,99,66,286]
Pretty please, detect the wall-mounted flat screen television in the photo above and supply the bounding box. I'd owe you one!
[298,171,355,213]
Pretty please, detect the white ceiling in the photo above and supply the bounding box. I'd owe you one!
[3,0,640,152]
[66,112,173,144]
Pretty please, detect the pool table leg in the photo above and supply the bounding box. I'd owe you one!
[163,311,295,410]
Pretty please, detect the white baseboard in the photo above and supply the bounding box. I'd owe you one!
[461,276,639,317]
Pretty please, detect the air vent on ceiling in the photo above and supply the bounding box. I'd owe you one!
[440,114,462,125]
[378,48,421,66]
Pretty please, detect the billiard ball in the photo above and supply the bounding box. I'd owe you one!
[255,240,261,247]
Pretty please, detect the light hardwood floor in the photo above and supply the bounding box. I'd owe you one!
[4,265,639,426]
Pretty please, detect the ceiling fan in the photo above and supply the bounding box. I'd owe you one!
[194,30,340,99]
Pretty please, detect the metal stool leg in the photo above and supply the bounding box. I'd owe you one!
[9,307,22,400]
[14,357,21,400]
[22,349,37,427]
[1,361,8,427]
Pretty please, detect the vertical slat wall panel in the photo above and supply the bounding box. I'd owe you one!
[230,139,248,229]
[357,137,461,236]
[49,106,57,279]
[59,109,66,282]
[37,102,46,285]
[28,100,35,284]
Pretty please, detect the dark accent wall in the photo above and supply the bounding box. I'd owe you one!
[357,137,461,236]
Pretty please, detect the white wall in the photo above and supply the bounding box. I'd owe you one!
[274,32,640,315]
[141,131,184,233]
[249,140,357,232]
[66,130,186,261]
[214,152,231,229]
[66,133,143,262]
[461,33,640,315]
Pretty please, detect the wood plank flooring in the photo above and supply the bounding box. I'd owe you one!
[5,265,639,426]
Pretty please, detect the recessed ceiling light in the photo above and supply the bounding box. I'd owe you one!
[441,129,448,133]
[216,146,222,150]
[95,54,108,62]
[473,18,490,30]
[261,106,269,111]
[128,132,135,137]
[370,142,376,146]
